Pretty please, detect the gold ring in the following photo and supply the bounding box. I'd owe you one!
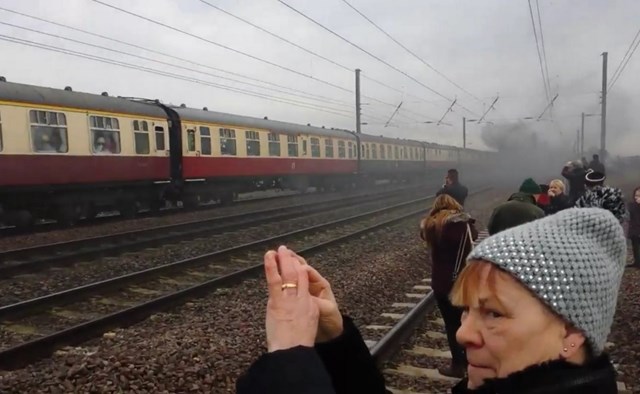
[281,283,298,290]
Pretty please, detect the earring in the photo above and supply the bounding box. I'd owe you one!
[570,343,575,348]
[563,347,568,352]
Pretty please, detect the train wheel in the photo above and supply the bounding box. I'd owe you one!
[119,201,139,219]
[220,191,234,206]
[5,210,35,230]
[56,204,81,227]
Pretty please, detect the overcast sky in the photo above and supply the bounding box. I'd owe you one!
[1,0,638,154]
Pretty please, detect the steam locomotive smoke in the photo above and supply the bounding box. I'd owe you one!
[477,121,571,189]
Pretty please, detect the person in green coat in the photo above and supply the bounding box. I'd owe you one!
[488,178,546,235]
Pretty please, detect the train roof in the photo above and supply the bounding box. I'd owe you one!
[172,106,355,139]
[357,133,424,146]
[0,80,167,118]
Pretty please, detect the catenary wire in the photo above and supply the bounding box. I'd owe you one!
[90,0,352,93]
[0,21,353,108]
[339,0,483,104]
[0,34,356,118]
[0,5,349,106]
[527,0,550,102]
[276,0,481,117]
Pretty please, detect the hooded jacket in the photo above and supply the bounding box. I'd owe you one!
[487,192,545,235]
[575,185,627,222]
[544,193,573,216]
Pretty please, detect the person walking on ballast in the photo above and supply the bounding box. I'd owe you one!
[420,194,478,378]
[487,178,545,235]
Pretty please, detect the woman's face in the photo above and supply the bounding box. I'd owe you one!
[456,262,578,388]
[548,183,563,197]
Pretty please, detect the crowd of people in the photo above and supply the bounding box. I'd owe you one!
[235,158,639,393]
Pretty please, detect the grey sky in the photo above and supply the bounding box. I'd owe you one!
[0,0,638,154]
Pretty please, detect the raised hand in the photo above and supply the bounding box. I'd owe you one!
[289,251,344,343]
[264,246,319,352]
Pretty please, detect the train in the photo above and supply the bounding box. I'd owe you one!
[0,79,495,228]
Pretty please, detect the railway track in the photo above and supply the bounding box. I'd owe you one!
[0,187,490,370]
[366,230,632,394]
[0,184,429,278]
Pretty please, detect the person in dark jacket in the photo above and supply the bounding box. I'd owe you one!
[628,186,640,268]
[436,168,469,206]
[420,194,478,378]
[238,208,624,394]
[588,153,605,174]
[544,179,572,215]
[561,160,587,204]
[575,171,627,223]
[487,178,545,235]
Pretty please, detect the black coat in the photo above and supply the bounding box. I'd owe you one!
[236,316,388,394]
[437,182,469,206]
[561,166,586,204]
[628,200,640,238]
[451,354,618,394]
[544,193,572,215]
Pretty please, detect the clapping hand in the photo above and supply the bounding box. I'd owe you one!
[265,246,319,352]
[264,246,345,353]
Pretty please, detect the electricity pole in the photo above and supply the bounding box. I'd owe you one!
[600,52,607,161]
[355,69,361,134]
[580,112,585,157]
[462,117,466,149]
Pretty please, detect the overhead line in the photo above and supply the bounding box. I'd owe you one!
[89,0,352,93]
[339,0,483,104]
[527,0,550,102]
[534,0,553,99]
[608,27,640,92]
[0,5,348,106]
[0,21,351,108]
[276,0,481,117]
[0,34,355,118]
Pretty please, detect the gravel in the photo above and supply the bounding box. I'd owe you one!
[0,189,430,306]
[0,188,498,393]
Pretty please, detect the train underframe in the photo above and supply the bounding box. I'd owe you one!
[0,169,431,230]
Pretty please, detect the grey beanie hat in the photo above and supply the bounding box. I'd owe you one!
[467,207,626,354]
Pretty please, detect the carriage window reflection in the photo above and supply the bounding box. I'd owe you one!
[29,110,68,153]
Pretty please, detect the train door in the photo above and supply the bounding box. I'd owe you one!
[299,134,309,157]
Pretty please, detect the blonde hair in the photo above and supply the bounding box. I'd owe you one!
[549,179,565,193]
[420,194,463,248]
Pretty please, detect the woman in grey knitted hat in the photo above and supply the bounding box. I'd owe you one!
[450,207,625,393]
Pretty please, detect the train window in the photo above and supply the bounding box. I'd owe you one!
[386,145,391,159]
[268,132,280,156]
[219,128,237,156]
[89,116,120,154]
[0,111,3,152]
[29,110,68,153]
[246,130,260,157]
[325,139,334,158]
[133,120,150,154]
[380,144,385,159]
[310,138,320,157]
[394,146,399,159]
[155,126,165,151]
[371,144,377,159]
[200,126,212,155]
[186,129,196,152]
[287,135,298,157]
[348,142,354,158]
[337,141,346,158]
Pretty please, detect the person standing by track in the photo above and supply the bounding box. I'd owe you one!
[627,186,640,268]
[420,194,478,378]
[575,171,627,223]
[561,160,587,204]
[436,169,469,206]
[487,178,545,235]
